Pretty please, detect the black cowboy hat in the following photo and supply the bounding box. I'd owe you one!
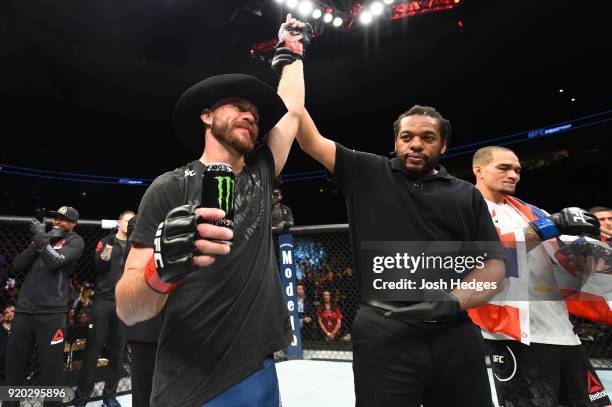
[173,74,288,153]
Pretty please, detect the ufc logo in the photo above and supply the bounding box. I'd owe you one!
[154,222,165,268]
[569,208,588,224]
[492,355,504,363]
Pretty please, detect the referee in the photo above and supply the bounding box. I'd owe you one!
[296,106,506,406]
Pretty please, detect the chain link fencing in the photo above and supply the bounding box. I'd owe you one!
[0,218,610,405]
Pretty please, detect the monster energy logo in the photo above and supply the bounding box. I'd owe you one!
[215,176,235,212]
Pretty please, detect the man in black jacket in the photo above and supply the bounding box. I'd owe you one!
[73,210,134,407]
[6,206,84,407]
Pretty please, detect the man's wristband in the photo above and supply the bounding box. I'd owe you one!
[530,218,560,241]
[144,257,179,294]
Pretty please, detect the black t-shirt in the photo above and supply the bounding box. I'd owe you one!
[131,145,292,407]
[333,143,505,299]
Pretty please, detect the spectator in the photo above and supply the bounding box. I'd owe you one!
[271,187,295,230]
[590,206,612,244]
[68,308,77,327]
[318,270,336,298]
[0,305,15,379]
[303,270,317,305]
[316,290,343,342]
[2,305,15,332]
[296,282,314,332]
[73,210,135,407]
[5,206,84,407]
[77,309,91,327]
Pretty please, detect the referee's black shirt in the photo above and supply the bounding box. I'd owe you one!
[333,143,505,297]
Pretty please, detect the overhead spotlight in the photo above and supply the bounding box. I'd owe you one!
[571,98,576,102]
[286,0,298,9]
[383,0,394,4]
[312,9,322,18]
[370,1,384,15]
[323,13,333,23]
[297,1,313,16]
[359,11,373,24]
[274,0,284,3]
[333,16,343,27]
[559,89,564,93]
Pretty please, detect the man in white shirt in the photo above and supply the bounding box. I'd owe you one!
[471,146,610,407]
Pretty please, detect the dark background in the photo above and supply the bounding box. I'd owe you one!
[1,0,610,224]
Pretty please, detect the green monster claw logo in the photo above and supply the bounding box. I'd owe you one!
[214,176,235,213]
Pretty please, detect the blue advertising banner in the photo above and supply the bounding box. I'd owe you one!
[277,233,303,358]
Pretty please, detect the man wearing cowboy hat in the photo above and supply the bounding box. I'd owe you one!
[6,206,84,407]
[116,15,309,407]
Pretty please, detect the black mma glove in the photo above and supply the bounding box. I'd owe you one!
[145,204,199,294]
[271,17,313,74]
[48,228,67,245]
[530,207,600,241]
[566,239,612,274]
[384,290,462,321]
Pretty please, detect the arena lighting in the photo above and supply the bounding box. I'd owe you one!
[323,12,333,23]
[333,16,343,26]
[312,9,322,18]
[297,0,314,16]
[286,0,298,9]
[274,0,284,3]
[370,1,384,15]
[359,10,373,24]
[383,0,394,4]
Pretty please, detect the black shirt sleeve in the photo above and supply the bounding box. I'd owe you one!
[12,244,38,274]
[333,143,383,193]
[131,173,183,247]
[38,234,85,272]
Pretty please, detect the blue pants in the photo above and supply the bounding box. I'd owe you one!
[202,358,280,407]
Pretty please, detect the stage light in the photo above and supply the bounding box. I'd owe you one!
[274,0,284,3]
[312,9,322,18]
[323,13,333,23]
[297,1,313,16]
[359,11,373,24]
[571,98,576,102]
[383,0,394,4]
[559,89,564,93]
[333,16,343,27]
[370,1,384,15]
[286,0,298,9]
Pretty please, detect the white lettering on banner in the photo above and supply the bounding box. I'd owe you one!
[287,300,295,312]
[289,315,295,331]
[291,335,298,346]
[284,267,292,278]
[286,282,294,297]
[282,250,293,264]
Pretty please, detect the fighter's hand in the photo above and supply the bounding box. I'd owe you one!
[531,207,600,241]
[384,290,461,321]
[567,239,612,274]
[271,14,313,73]
[144,205,232,294]
[278,14,310,47]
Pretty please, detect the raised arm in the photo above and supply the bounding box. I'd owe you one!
[297,108,337,174]
[267,15,307,176]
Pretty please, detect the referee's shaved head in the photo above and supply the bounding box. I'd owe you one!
[472,146,515,167]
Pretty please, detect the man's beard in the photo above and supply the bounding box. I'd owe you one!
[211,116,257,155]
[402,150,442,177]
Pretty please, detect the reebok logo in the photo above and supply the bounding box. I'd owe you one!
[50,329,64,345]
[588,371,603,393]
[587,371,608,402]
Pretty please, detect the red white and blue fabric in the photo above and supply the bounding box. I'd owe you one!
[468,196,612,344]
